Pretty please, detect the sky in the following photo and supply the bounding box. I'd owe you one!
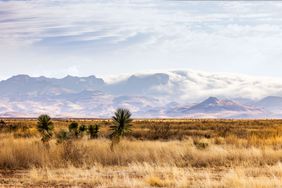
[1,0,282,80]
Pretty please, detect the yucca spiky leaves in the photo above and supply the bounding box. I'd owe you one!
[110,108,132,150]
[37,114,54,143]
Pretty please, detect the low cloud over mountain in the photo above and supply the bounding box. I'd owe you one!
[0,70,282,118]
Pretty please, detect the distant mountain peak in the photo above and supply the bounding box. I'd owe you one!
[62,75,79,80]
[256,96,282,112]
[204,97,220,103]
[8,74,31,81]
[187,97,257,113]
[0,71,280,118]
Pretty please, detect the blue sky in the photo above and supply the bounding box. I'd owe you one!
[1,0,282,79]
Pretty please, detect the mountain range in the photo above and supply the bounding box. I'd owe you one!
[0,70,282,118]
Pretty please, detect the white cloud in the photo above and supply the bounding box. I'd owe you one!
[134,70,282,101]
[65,66,80,76]
[1,0,282,78]
[97,69,282,101]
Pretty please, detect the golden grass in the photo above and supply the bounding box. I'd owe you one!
[1,119,282,187]
[1,136,282,170]
[20,163,282,187]
[3,118,282,141]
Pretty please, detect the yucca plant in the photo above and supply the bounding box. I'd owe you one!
[68,122,87,139]
[0,119,5,125]
[88,124,99,139]
[56,129,70,144]
[79,125,87,135]
[37,114,54,143]
[0,119,5,130]
[68,121,79,138]
[110,108,133,151]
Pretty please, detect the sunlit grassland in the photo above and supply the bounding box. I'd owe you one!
[1,119,282,187]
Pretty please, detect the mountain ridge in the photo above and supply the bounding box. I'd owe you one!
[0,70,281,118]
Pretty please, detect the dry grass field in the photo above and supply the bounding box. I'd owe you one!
[1,119,282,187]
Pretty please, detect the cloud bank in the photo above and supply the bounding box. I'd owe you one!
[107,70,282,102]
[1,0,282,79]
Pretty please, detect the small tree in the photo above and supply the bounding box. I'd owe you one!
[110,108,133,151]
[37,114,54,143]
[88,124,99,139]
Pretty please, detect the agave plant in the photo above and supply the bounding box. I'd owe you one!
[110,108,133,150]
[37,114,54,143]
